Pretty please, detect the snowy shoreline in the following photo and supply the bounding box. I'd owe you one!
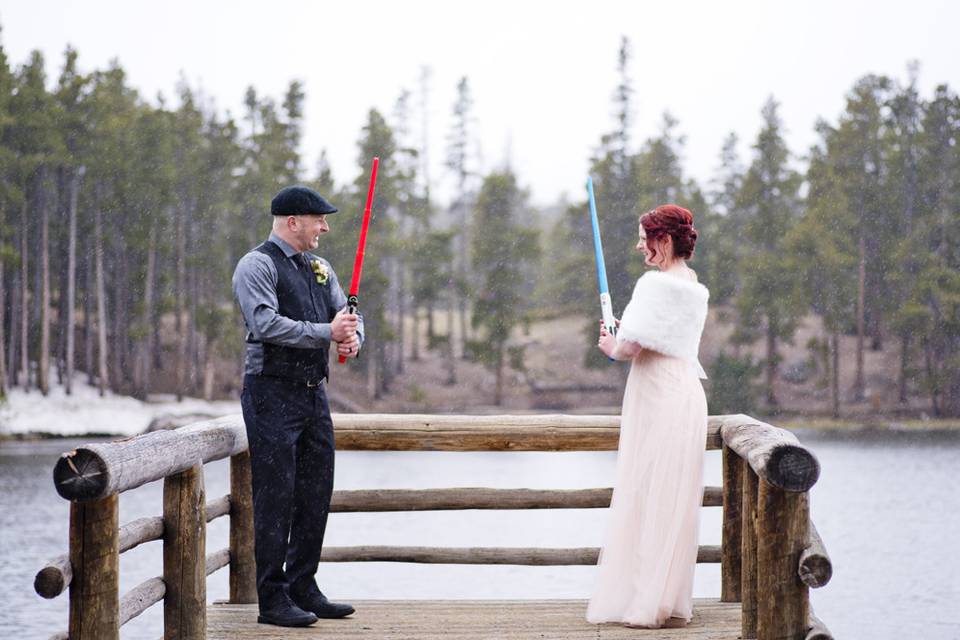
[0,374,239,437]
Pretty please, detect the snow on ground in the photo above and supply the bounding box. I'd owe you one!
[0,373,240,436]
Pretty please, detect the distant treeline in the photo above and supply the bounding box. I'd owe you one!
[0,32,958,415]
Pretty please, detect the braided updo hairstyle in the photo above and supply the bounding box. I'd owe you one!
[639,204,698,261]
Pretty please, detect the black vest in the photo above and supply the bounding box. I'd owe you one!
[251,241,334,382]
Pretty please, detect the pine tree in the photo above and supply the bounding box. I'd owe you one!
[787,138,858,417]
[733,97,803,408]
[469,170,539,405]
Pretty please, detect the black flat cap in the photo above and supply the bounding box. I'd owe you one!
[271,185,338,216]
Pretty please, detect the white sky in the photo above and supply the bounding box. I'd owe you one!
[1,0,957,207]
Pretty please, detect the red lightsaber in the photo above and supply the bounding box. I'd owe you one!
[339,156,379,364]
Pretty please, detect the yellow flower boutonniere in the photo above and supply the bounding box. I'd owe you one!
[310,260,329,285]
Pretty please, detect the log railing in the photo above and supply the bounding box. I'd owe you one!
[717,414,834,640]
[36,413,832,640]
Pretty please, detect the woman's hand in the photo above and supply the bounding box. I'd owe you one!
[598,321,617,358]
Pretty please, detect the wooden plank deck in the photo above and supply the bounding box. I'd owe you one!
[208,599,741,639]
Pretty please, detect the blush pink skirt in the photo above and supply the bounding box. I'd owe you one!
[586,350,708,627]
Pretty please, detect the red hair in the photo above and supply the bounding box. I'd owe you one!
[640,204,698,261]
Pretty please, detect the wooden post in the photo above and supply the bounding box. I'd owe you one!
[229,451,257,603]
[163,464,206,639]
[69,494,120,639]
[741,464,759,639]
[757,478,809,640]
[721,444,743,602]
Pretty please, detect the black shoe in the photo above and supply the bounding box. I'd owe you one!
[292,590,355,619]
[257,599,319,627]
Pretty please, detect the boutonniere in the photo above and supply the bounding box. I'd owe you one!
[310,260,329,285]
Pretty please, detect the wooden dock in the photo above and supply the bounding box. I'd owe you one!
[208,599,741,639]
[36,413,834,640]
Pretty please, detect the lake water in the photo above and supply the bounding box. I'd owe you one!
[1,429,958,639]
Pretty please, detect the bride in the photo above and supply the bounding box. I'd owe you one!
[587,204,710,629]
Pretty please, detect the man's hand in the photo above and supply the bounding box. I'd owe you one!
[337,334,360,359]
[331,308,359,342]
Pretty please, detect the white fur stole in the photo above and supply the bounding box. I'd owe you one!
[617,271,710,378]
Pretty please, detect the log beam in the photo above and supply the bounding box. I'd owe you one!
[721,444,743,602]
[741,464,759,639]
[53,415,729,502]
[319,545,721,565]
[68,494,119,640]
[229,451,257,604]
[799,521,833,588]
[757,478,809,640]
[54,416,247,501]
[162,464,206,639]
[36,496,234,599]
[330,486,722,512]
[717,414,820,492]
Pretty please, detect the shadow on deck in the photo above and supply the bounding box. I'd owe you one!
[208,599,741,639]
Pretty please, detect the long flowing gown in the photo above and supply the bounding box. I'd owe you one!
[586,349,708,627]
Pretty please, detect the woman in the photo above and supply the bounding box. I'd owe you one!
[586,204,710,629]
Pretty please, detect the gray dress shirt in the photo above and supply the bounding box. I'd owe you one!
[232,233,364,375]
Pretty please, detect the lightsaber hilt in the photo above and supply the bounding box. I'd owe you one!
[338,297,360,364]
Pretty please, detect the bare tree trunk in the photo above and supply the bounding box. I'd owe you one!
[426,302,435,342]
[188,258,200,396]
[366,335,378,399]
[765,322,777,407]
[65,168,80,394]
[84,237,95,386]
[94,204,109,397]
[444,295,457,386]
[923,338,940,417]
[0,218,7,395]
[112,247,128,392]
[203,346,216,401]
[411,307,420,361]
[445,282,456,385]
[39,169,51,396]
[853,234,866,401]
[494,344,503,406]
[830,330,840,419]
[898,334,909,405]
[8,267,20,389]
[459,297,470,359]
[377,336,390,394]
[176,207,187,401]
[135,222,158,399]
[19,198,29,390]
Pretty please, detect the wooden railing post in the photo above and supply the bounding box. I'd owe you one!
[163,463,206,639]
[757,478,809,640]
[69,494,120,639]
[741,464,759,639]
[721,444,743,602]
[229,450,257,603]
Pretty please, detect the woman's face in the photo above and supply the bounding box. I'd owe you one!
[637,223,656,266]
[637,222,671,268]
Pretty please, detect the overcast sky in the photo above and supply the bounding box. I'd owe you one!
[1,0,957,207]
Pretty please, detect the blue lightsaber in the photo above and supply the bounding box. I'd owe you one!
[587,177,617,350]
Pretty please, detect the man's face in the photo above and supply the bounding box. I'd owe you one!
[291,214,329,251]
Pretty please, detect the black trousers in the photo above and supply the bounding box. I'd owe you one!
[240,374,335,607]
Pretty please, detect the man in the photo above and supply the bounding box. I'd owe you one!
[232,185,362,627]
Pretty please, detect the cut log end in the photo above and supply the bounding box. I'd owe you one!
[799,556,833,588]
[766,445,821,492]
[54,449,109,501]
[34,565,68,599]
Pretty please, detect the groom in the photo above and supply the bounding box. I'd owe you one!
[232,185,363,627]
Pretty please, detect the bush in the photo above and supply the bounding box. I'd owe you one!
[707,352,761,414]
